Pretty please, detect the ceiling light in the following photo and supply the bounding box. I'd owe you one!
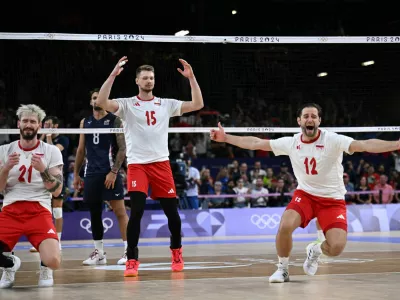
[361,60,375,66]
[317,72,328,77]
[175,30,189,36]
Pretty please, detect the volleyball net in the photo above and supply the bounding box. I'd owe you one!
[0,32,399,207]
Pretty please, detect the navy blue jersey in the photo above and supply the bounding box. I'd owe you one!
[52,135,69,174]
[84,113,119,176]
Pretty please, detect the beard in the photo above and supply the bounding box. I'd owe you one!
[140,86,153,93]
[93,105,103,111]
[301,124,318,137]
[20,127,38,140]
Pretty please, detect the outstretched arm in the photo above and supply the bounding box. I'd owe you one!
[178,59,204,114]
[210,122,272,151]
[349,139,400,154]
[97,56,128,113]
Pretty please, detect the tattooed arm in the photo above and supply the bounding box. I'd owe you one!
[104,116,126,189]
[111,116,126,173]
[40,164,64,197]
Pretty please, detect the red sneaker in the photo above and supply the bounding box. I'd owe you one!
[171,247,184,272]
[124,259,140,277]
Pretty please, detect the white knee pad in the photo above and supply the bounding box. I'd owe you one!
[53,207,63,219]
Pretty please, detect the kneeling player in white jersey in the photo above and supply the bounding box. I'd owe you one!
[210,103,399,283]
[0,104,63,288]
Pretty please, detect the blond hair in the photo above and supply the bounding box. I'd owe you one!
[16,104,46,122]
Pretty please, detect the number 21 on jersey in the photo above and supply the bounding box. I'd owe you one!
[304,157,318,175]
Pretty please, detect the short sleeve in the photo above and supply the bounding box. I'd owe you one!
[113,98,130,120]
[334,133,354,155]
[166,98,183,117]
[48,145,64,169]
[0,145,7,169]
[193,168,200,180]
[58,136,69,150]
[269,137,294,156]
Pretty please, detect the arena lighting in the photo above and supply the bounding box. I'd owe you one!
[232,10,237,15]
[317,72,328,77]
[174,30,189,36]
[361,60,375,66]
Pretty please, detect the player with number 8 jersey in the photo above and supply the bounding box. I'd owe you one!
[210,102,400,284]
[95,57,204,277]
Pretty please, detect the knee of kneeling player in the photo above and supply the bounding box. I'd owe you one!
[44,254,61,270]
[278,221,296,235]
[327,242,345,256]
[53,207,63,219]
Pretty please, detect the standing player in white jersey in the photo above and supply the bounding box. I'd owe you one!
[95,56,204,277]
[0,104,63,288]
[210,103,400,283]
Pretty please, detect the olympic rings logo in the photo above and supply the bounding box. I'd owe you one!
[250,214,281,229]
[80,218,114,234]
[319,37,328,43]
[185,36,195,41]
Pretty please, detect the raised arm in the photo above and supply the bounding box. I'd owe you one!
[177,59,204,114]
[210,122,272,151]
[349,139,400,154]
[97,57,128,113]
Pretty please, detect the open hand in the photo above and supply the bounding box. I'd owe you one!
[110,56,128,77]
[104,172,117,189]
[177,59,194,79]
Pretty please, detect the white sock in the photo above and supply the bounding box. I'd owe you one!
[317,230,326,242]
[278,256,289,268]
[94,240,104,255]
[123,241,128,251]
[313,242,323,255]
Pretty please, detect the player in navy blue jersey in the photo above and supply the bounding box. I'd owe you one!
[73,88,129,265]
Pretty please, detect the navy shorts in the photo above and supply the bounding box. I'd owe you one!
[84,173,124,206]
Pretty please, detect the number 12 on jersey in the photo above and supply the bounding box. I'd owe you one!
[304,157,318,175]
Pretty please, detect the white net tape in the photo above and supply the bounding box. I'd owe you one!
[1,32,400,44]
[0,126,399,135]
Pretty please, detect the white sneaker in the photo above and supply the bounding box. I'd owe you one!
[117,251,127,265]
[82,249,107,265]
[269,263,289,283]
[303,242,322,276]
[0,255,21,289]
[38,266,53,287]
[29,247,38,253]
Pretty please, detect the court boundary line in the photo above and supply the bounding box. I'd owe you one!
[11,271,400,289]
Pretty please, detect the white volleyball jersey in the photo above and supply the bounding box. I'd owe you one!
[270,129,354,199]
[114,96,183,164]
[0,140,63,212]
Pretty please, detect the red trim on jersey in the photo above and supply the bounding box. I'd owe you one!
[300,129,321,144]
[18,140,40,151]
[136,95,155,101]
